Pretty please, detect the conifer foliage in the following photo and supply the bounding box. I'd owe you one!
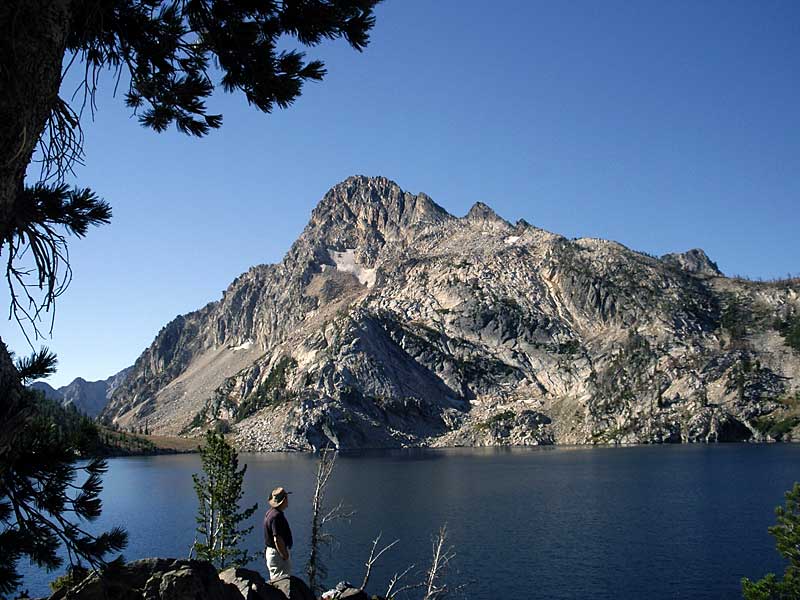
[70,0,381,137]
[1,0,380,337]
[742,482,800,599]
[192,430,257,569]
[0,344,127,595]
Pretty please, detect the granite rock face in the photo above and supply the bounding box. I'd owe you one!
[101,176,800,448]
[661,248,723,278]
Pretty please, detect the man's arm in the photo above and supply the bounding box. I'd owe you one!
[274,534,289,561]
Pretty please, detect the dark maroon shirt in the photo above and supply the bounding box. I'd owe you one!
[263,507,293,549]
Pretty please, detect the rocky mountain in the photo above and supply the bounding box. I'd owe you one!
[101,176,800,449]
[33,366,133,418]
[29,380,60,400]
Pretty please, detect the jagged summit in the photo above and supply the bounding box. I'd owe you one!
[303,176,453,255]
[464,201,509,228]
[312,175,450,225]
[515,218,532,229]
[661,248,723,278]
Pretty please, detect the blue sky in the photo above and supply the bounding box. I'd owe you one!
[4,0,799,386]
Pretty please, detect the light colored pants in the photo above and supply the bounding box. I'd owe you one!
[265,546,292,580]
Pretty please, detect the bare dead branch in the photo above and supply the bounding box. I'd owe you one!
[361,533,399,590]
[307,447,354,593]
[423,525,457,600]
[321,499,356,526]
[384,564,422,600]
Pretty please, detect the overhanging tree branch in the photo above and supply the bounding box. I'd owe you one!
[0,0,380,340]
[2,183,111,344]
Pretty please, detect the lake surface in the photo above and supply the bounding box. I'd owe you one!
[19,444,800,599]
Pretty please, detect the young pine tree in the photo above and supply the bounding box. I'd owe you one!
[191,430,257,569]
[742,482,800,599]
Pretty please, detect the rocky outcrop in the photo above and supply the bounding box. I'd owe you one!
[218,568,292,600]
[661,248,723,278]
[48,559,231,600]
[267,576,315,600]
[321,582,370,600]
[48,559,319,600]
[100,176,800,449]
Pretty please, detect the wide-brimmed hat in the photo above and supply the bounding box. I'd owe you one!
[269,486,292,508]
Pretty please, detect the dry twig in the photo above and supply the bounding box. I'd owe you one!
[423,525,457,600]
[384,564,422,600]
[361,533,399,590]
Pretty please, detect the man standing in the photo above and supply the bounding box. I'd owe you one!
[264,486,293,580]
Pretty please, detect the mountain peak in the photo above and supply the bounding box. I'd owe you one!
[331,174,401,197]
[102,176,800,450]
[661,248,722,278]
[306,176,452,249]
[515,218,531,229]
[464,201,509,227]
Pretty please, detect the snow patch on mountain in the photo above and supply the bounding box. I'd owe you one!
[229,339,254,351]
[329,248,377,288]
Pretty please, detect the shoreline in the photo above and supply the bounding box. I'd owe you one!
[95,433,202,457]
[101,435,799,458]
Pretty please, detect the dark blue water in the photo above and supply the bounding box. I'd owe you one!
[18,445,800,599]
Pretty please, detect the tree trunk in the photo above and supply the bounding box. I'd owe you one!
[0,0,72,241]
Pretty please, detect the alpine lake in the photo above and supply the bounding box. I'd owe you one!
[19,444,800,599]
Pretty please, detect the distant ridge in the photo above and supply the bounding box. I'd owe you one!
[32,366,133,418]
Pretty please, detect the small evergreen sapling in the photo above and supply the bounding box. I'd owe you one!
[191,431,257,569]
[742,482,800,599]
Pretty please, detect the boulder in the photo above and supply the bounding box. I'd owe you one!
[321,582,369,600]
[49,558,238,600]
[219,567,284,600]
[337,589,369,600]
[266,575,315,600]
[144,562,231,600]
